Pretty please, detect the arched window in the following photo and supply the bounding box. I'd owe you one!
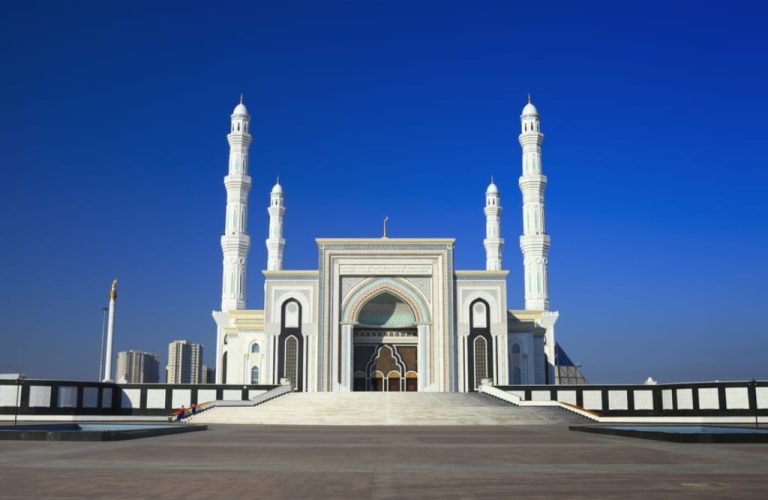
[471,301,488,329]
[251,343,260,354]
[474,336,488,388]
[278,300,304,391]
[284,301,300,328]
[284,335,299,385]
[251,366,260,384]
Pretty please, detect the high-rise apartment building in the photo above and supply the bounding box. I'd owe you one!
[116,350,160,383]
[166,340,203,383]
[202,365,215,384]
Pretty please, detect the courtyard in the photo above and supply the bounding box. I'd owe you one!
[0,424,767,498]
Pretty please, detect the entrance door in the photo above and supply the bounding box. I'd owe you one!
[353,343,417,391]
[387,372,401,392]
[405,372,418,391]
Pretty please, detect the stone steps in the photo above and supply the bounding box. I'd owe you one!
[188,392,586,426]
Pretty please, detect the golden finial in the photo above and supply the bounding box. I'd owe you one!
[109,279,118,301]
[382,216,389,239]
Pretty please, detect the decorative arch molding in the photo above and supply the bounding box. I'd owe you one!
[342,277,431,325]
[269,290,313,334]
[458,290,502,335]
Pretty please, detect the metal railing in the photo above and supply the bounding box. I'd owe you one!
[176,381,293,422]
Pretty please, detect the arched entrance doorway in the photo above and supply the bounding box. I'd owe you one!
[352,292,418,391]
[467,298,494,391]
[277,299,304,391]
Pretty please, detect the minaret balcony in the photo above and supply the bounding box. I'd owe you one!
[519,234,550,253]
[518,133,544,146]
[226,134,253,147]
[224,174,252,191]
[518,175,547,191]
[221,234,251,253]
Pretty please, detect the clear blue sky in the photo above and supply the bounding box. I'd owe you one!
[1,1,766,383]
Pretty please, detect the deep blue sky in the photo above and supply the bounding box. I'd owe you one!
[1,1,766,383]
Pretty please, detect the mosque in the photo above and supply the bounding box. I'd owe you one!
[212,96,570,392]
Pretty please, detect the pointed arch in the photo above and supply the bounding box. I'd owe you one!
[342,278,430,325]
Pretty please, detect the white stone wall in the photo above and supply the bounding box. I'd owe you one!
[146,389,166,409]
[0,386,20,407]
[633,390,654,410]
[456,278,508,389]
[533,336,546,384]
[698,388,720,409]
[507,332,534,385]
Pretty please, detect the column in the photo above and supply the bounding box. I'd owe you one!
[417,324,430,391]
[340,324,354,392]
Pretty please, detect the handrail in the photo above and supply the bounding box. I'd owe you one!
[479,382,600,421]
[173,381,293,422]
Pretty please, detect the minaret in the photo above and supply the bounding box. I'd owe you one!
[483,178,503,270]
[220,95,252,311]
[102,279,117,382]
[266,178,285,270]
[518,95,550,310]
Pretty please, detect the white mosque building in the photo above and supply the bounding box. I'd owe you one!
[212,96,562,392]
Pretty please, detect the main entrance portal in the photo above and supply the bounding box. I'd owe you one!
[353,336,418,391]
[351,292,419,391]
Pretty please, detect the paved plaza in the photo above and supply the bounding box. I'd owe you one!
[1,424,767,498]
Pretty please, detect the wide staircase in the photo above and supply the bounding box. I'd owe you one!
[187,392,586,425]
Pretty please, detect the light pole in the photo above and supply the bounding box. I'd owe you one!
[98,307,108,380]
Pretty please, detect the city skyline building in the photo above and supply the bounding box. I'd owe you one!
[115,350,160,384]
[202,365,215,384]
[166,340,203,384]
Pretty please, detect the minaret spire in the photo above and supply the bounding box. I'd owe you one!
[484,178,503,270]
[518,95,550,310]
[220,96,253,311]
[266,178,285,271]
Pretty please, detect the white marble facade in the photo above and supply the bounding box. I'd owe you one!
[212,97,558,391]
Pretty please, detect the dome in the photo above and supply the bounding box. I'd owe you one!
[521,93,539,116]
[486,179,499,195]
[232,94,249,117]
[232,102,249,117]
[271,180,283,195]
[521,101,538,116]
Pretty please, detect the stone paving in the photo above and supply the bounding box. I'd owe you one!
[1,424,767,498]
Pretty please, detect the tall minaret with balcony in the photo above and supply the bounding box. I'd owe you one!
[519,95,550,310]
[484,178,503,271]
[220,95,252,311]
[266,178,285,270]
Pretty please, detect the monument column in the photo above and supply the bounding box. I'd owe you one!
[102,279,117,382]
